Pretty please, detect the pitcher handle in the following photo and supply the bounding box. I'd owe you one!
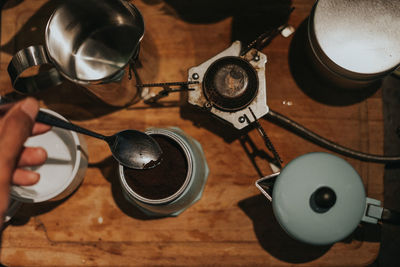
[7,45,63,94]
[362,197,400,225]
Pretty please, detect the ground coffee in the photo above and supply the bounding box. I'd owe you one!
[124,134,188,200]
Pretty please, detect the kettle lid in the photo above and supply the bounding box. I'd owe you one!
[272,152,366,245]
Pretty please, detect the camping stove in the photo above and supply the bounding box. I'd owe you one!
[187,41,269,130]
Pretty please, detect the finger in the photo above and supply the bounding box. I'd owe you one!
[17,147,47,167]
[32,122,51,136]
[12,169,40,186]
[0,97,39,178]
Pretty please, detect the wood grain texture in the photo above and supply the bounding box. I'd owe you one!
[1,0,383,266]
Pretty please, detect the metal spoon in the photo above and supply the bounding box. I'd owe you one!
[36,110,162,169]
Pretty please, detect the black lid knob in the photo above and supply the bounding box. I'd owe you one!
[310,186,337,213]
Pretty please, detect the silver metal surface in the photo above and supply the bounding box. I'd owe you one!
[188,41,269,130]
[308,0,400,87]
[121,129,193,205]
[118,127,209,217]
[255,172,280,202]
[7,0,144,106]
[46,0,143,82]
[109,130,162,170]
[36,111,162,170]
[7,45,63,94]
[362,197,382,224]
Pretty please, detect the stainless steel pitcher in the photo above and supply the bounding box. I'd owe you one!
[7,0,144,106]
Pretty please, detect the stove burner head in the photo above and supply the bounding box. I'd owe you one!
[203,56,258,111]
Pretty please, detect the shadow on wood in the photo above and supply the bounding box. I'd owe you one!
[239,194,381,263]
[231,0,292,46]
[238,194,331,263]
[239,134,277,178]
[5,195,72,227]
[89,156,164,221]
[0,0,60,55]
[179,103,251,143]
[142,0,293,47]
[1,0,24,10]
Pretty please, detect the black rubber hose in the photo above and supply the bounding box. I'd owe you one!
[265,109,400,164]
[382,208,400,224]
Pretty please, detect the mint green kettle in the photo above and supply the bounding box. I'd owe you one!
[256,152,400,245]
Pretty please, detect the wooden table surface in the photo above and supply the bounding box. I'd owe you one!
[1,0,384,266]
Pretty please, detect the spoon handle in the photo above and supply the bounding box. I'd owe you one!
[36,110,106,140]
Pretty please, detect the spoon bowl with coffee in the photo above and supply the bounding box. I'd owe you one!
[36,110,162,169]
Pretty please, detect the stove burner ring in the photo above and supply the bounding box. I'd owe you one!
[203,56,259,111]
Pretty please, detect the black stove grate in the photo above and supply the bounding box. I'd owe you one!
[203,56,259,111]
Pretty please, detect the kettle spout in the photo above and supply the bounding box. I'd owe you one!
[255,172,280,202]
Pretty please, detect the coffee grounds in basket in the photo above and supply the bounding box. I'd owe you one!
[124,134,188,200]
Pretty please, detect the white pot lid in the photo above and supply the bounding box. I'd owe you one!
[312,0,400,75]
[272,152,366,245]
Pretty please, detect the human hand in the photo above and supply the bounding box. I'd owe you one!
[0,97,51,225]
